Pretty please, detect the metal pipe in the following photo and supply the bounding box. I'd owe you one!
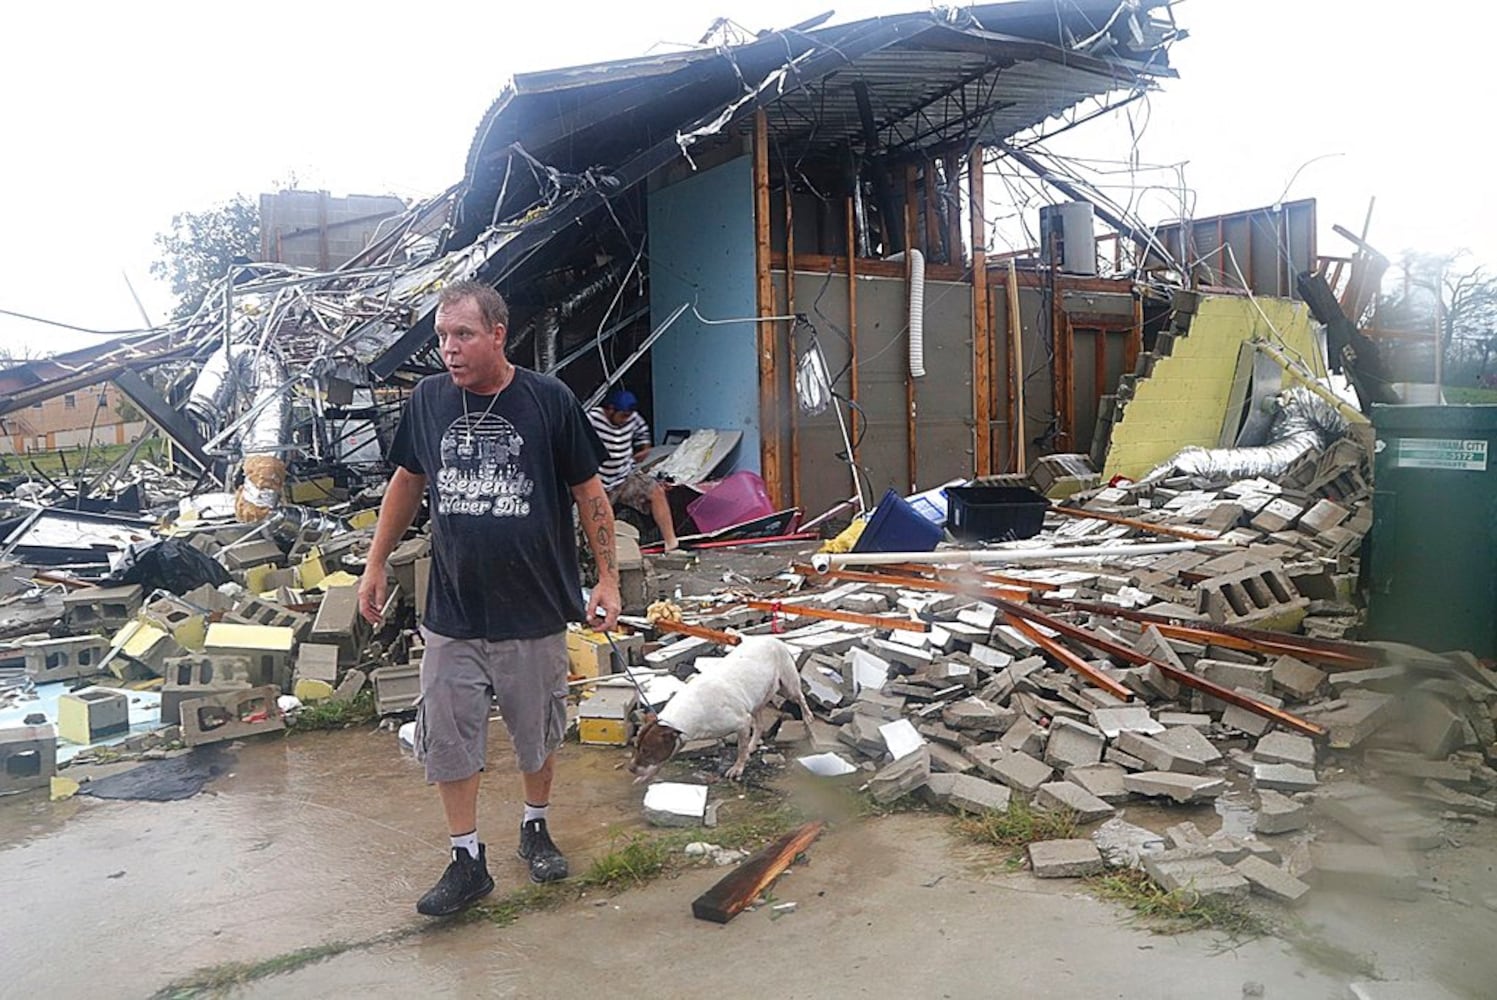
[810,540,1202,574]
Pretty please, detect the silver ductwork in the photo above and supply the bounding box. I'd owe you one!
[185,344,249,429]
[241,352,290,456]
[1142,386,1350,483]
[184,344,292,459]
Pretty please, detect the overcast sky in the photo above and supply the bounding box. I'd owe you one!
[2,0,1488,358]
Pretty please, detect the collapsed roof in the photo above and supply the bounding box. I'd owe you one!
[0,1,1179,475]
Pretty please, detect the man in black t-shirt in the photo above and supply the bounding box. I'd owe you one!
[359,280,621,917]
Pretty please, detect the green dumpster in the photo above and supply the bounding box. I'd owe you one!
[1367,404,1497,657]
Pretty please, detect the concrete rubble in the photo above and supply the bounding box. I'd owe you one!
[0,247,1491,957]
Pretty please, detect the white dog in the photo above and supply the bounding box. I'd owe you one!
[628,635,812,782]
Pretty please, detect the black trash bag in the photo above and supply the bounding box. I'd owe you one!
[106,537,233,594]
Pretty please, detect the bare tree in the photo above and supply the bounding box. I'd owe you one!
[1375,251,1497,384]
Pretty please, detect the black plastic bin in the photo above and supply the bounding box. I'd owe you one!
[946,485,1049,542]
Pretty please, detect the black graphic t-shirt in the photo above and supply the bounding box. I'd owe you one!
[388,368,602,640]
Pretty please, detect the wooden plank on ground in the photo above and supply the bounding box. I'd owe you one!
[691,820,826,924]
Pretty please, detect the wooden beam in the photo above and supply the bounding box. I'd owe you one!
[993,598,1326,737]
[692,821,825,923]
[786,182,800,511]
[1051,279,1074,452]
[846,197,862,469]
[1004,615,1134,702]
[796,564,1034,602]
[753,110,783,508]
[738,599,929,633]
[1051,504,1221,541]
[1030,595,1379,669]
[647,618,743,647]
[1007,258,1026,474]
[1126,291,1143,376]
[969,149,992,477]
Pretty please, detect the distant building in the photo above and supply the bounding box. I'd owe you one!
[0,384,146,454]
[258,189,408,271]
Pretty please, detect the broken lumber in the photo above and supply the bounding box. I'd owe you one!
[797,564,1034,601]
[1052,505,1222,541]
[691,820,826,923]
[1003,615,1133,702]
[739,599,929,633]
[648,619,743,646]
[1032,596,1376,669]
[989,597,1327,739]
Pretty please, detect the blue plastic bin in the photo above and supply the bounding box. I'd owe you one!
[853,488,942,553]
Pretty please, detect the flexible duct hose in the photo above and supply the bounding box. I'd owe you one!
[908,248,926,378]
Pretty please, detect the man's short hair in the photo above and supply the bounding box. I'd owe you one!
[437,280,509,330]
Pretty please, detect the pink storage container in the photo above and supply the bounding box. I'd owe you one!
[686,471,774,533]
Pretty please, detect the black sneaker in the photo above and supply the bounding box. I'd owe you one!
[416,845,495,916]
[517,818,569,883]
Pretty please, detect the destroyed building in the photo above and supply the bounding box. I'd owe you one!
[2,6,1496,996]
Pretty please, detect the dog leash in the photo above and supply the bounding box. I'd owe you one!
[600,628,654,710]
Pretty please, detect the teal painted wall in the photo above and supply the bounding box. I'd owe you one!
[648,155,759,472]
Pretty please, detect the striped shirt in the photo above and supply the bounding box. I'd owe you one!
[587,407,651,489]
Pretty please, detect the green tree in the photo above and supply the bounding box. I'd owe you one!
[150,195,260,321]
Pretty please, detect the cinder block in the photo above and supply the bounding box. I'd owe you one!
[62,584,143,633]
[310,584,369,666]
[140,595,208,650]
[57,687,131,744]
[1028,838,1104,878]
[23,635,111,683]
[160,655,253,725]
[229,596,313,639]
[203,622,295,690]
[222,540,285,572]
[1195,561,1308,630]
[0,722,57,794]
[370,663,420,715]
[295,643,341,685]
[181,685,285,746]
[566,629,641,679]
[113,620,185,678]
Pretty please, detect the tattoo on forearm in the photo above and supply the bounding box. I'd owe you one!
[586,496,608,523]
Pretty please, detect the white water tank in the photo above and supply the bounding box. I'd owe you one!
[1039,201,1097,275]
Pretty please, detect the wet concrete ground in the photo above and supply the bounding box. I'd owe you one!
[2,723,1494,999]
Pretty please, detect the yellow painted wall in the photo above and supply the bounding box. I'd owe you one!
[1103,295,1327,480]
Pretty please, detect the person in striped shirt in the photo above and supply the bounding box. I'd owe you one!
[588,388,679,551]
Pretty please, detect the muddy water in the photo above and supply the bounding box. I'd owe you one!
[0,725,650,1000]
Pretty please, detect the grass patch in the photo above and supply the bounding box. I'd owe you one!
[954,799,1078,863]
[151,938,376,999]
[153,798,801,996]
[584,834,673,887]
[466,803,802,928]
[289,689,378,732]
[1088,867,1268,938]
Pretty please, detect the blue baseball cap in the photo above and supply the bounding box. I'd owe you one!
[605,388,637,411]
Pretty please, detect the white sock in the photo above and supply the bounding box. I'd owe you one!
[523,803,548,825]
[450,830,479,859]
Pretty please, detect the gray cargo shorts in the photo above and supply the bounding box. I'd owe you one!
[414,628,568,782]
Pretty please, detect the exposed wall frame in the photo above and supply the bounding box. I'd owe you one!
[969,149,993,476]
[753,110,785,506]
